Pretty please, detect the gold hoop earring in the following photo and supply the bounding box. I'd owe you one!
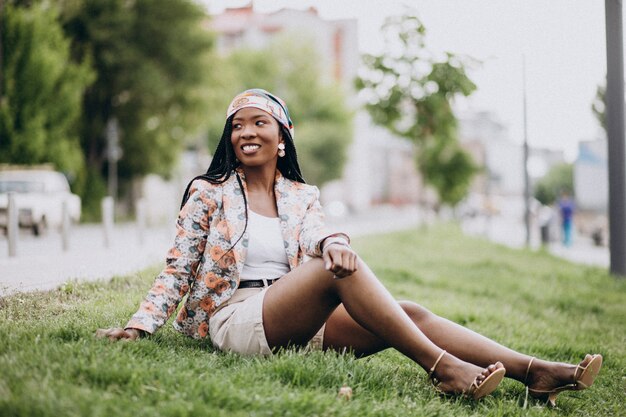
[277,143,286,158]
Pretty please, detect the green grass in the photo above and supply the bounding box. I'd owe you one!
[1,224,625,416]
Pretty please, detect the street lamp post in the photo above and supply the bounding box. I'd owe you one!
[522,55,531,247]
[605,0,626,277]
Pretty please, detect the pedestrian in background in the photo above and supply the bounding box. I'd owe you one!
[538,204,554,246]
[558,191,575,247]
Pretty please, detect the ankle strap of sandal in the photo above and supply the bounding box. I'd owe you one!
[524,357,535,385]
[428,350,447,378]
[522,357,536,409]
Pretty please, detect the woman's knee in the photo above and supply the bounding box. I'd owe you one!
[399,300,433,323]
[273,257,337,298]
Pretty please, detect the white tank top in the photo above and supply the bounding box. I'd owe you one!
[239,210,290,281]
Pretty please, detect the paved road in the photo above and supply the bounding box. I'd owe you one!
[461,215,610,268]
[0,224,173,296]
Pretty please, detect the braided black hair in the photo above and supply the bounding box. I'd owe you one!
[276,125,305,184]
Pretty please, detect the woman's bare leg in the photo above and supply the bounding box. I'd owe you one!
[323,302,593,391]
[263,258,502,394]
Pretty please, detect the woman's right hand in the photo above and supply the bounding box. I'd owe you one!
[95,327,142,341]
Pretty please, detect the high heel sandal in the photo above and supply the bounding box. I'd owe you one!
[428,350,506,400]
[524,354,603,408]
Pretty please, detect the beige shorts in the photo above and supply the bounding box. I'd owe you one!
[208,287,325,356]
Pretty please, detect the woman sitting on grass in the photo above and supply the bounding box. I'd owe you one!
[97,89,602,405]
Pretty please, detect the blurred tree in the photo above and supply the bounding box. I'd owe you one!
[418,139,478,207]
[58,0,215,190]
[0,3,93,176]
[355,15,478,208]
[534,162,574,205]
[206,36,352,186]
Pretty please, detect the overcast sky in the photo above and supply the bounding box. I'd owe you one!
[204,1,618,161]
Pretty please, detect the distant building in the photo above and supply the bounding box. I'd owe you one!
[459,111,524,196]
[529,147,565,178]
[209,4,357,92]
[458,111,565,218]
[574,138,608,211]
[208,3,420,210]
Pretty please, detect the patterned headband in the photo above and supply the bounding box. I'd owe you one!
[226,88,295,139]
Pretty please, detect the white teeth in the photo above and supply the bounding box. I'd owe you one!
[242,145,260,151]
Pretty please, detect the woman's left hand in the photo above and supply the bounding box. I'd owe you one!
[322,243,358,279]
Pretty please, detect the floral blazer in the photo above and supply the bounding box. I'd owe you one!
[126,168,347,339]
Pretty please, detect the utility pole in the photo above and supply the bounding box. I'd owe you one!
[605,0,626,276]
[522,55,531,247]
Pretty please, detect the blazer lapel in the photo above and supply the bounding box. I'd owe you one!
[223,170,248,272]
[275,172,303,270]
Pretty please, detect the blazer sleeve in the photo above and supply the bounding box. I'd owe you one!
[299,186,350,257]
[125,180,212,334]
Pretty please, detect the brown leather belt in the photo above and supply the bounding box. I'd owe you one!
[238,278,280,289]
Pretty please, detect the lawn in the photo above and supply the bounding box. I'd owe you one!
[1,225,624,416]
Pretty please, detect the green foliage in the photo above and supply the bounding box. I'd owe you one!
[1,225,624,416]
[418,140,479,207]
[207,35,352,186]
[74,166,108,222]
[0,3,94,177]
[59,0,215,179]
[591,83,606,131]
[1,0,216,218]
[356,15,478,207]
[534,163,574,205]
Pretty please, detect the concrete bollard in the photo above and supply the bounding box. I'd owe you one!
[102,196,114,248]
[61,199,70,252]
[136,198,146,245]
[7,192,18,257]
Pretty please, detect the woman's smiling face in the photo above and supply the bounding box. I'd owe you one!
[231,107,283,168]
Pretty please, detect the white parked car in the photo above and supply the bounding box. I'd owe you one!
[0,170,81,235]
